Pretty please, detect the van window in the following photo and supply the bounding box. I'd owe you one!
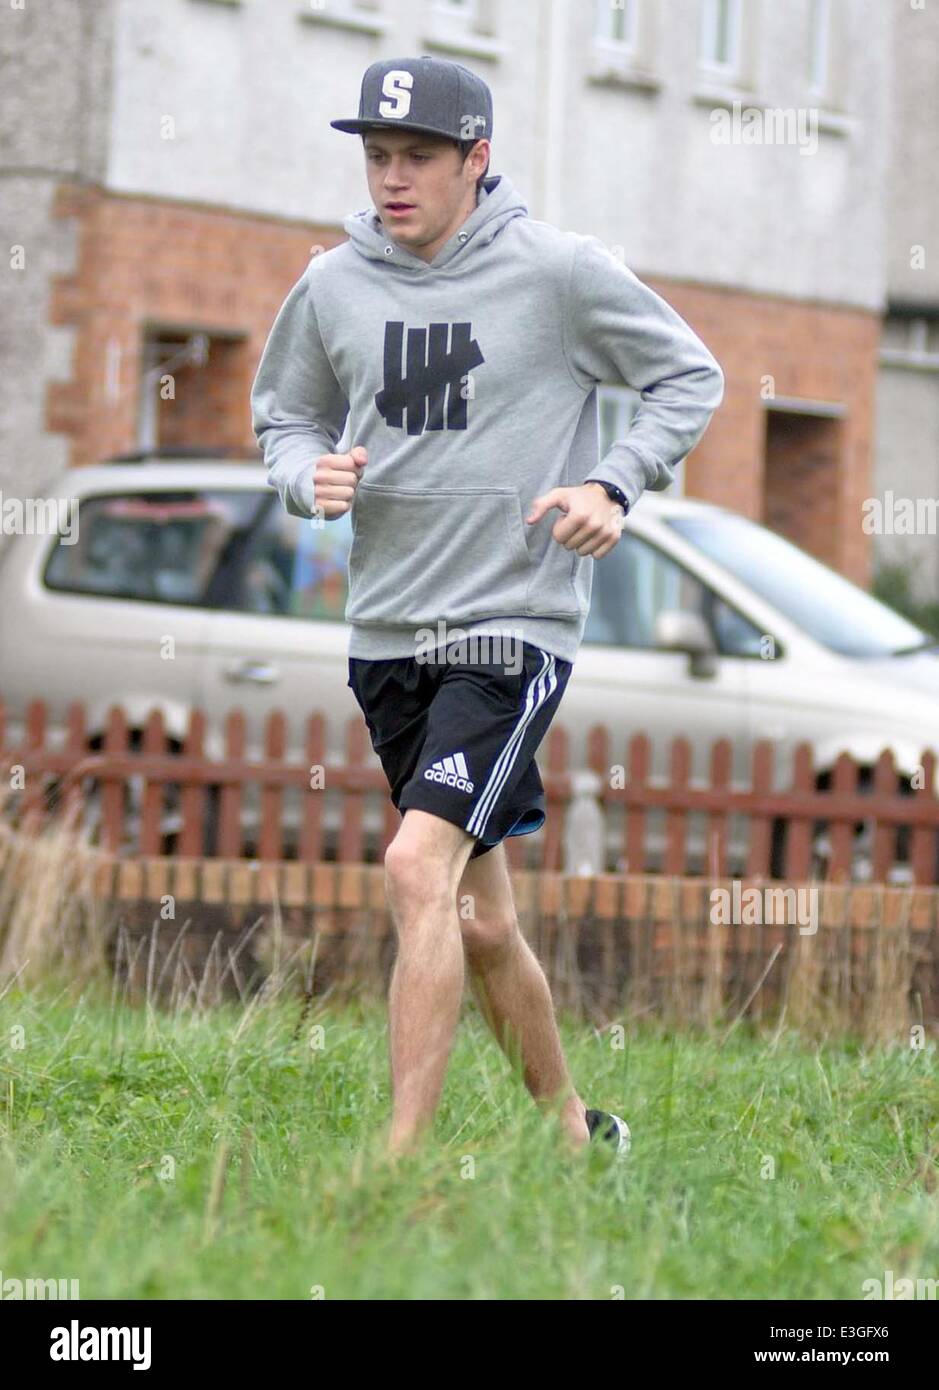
[585,531,764,655]
[44,491,264,604]
[666,511,929,657]
[43,490,352,621]
[236,501,352,621]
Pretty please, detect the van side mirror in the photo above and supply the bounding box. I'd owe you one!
[654,610,717,678]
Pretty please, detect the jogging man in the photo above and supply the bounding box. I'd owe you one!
[251,55,724,1159]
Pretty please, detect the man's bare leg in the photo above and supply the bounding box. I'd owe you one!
[383,808,477,1157]
[457,842,589,1150]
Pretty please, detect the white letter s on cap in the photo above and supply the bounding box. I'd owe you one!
[379,71,413,119]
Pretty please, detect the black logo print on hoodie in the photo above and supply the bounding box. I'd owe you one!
[375,320,485,434]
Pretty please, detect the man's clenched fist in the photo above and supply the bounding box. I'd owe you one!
[313,445,367,519]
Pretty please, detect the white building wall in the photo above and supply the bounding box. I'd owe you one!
[555,0,891,305]
[104,0,892,308]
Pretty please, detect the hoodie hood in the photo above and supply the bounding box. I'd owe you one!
[342,173,529,272]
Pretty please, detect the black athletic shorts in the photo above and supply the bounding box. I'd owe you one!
[347,641,573,858]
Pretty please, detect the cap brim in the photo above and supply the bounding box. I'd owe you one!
[330,118,464,139]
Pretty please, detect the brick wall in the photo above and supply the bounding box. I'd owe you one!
[47,183,342,468]
[653,279,880,586]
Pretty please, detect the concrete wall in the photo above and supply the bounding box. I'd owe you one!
[874,362,939,599]
[103,0,892,306]
[872,0,939,601]
[0,0,116,498]
[885,0,939,304]
[104,0,544,223]
[553,0,891,308]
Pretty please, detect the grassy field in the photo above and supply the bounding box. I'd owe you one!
[1,984,937,1301]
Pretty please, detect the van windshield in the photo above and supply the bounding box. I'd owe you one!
[665,512,930,658]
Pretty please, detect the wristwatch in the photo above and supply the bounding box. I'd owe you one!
[585,478,629,514]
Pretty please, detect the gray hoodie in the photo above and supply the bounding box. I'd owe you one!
[250,173,724,663]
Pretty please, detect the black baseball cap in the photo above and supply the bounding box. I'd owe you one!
[330,54,493,144]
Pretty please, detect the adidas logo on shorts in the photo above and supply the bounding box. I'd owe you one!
[423,751,474,794]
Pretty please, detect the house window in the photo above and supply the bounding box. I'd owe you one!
[598,383,664,479]
[879,313,939,369]
[138,327,246,455]
[598,384,681,491]
[593,0,638,51]
[698,0,741,75]
[432,0,477,20]
[299,1,388,37]
[599,386,638,451]
[424,0,501,58]
[320,0,378,12]
[808,0,830,95]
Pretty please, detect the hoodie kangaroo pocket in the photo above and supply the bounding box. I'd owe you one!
[346,482,577,626]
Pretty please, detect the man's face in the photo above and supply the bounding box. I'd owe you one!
[363,129,490,264]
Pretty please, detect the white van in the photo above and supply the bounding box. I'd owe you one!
[1,456,937,877]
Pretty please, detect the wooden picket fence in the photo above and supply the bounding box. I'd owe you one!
[1,818,937,1036]
[2,698,939,883]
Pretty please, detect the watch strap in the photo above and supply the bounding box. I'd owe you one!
[585,478,629,514]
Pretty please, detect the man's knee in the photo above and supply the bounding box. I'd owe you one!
[460,911,520,968]
[383,812,472,909]
[383,834,422,889]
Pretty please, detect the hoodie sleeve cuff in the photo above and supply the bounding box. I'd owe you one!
[264,439,324,520]
[586,444,653,512]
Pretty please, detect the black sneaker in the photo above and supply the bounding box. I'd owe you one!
[586,1108,631,1159]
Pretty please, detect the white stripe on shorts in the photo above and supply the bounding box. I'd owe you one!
[466,649,557,839]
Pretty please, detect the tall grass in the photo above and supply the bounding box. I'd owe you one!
[0,984,936,1299]
[1,807,937,1299]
